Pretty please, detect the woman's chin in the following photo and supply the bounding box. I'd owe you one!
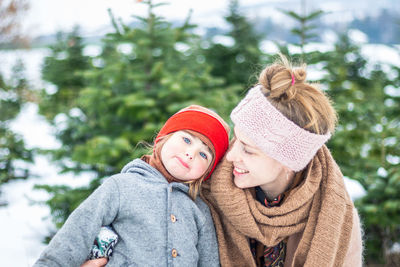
[233,176,249,189]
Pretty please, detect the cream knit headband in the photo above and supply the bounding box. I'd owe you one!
[230,85,331,171]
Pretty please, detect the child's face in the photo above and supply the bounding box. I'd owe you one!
[160,131,213,181]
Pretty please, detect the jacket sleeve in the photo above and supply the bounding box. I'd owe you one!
[33,176,121,267]
[197,206,220,267]
[343,207,364,267]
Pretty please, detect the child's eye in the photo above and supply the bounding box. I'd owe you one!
[199,152,208,159]
[183,137,191,144]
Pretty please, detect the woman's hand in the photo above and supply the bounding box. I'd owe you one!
[80,258,108,267]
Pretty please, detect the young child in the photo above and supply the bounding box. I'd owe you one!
[33,105,230,267]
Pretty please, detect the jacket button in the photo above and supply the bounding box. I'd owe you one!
[172,249,178,258]
[170,214,176,223]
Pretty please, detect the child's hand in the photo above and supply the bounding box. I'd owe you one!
[80,258,108,267]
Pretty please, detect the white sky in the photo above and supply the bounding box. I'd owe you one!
[22,0,343,38]
[22,0,238,37]
[22,0,400,39]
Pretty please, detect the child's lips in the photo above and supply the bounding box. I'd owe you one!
[176,156,189,169]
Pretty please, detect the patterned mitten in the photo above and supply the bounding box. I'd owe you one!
[88,226,118,259]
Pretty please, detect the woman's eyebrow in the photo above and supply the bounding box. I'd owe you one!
[240,140,258,150]
[233,131,258,149]
[233,133,258,150]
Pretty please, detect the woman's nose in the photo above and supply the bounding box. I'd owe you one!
[226,142,238,162]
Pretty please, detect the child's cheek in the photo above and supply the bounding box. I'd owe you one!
[192,160,204,177]
[200,160,210,175]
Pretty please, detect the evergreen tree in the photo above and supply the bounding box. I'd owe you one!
[0,0,32,205]
[280,5,400,262]
[36,0,237,230]
[321,34,400,264]
[0,60,33,203]
[39,26,90,121]
[350,9,400,44]
[279,0,324,57]
[203,0,264,87]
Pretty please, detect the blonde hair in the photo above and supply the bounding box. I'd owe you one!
[186,177,206,200]
[257,54,337,135]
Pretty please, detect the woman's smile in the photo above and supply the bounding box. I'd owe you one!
[233,166,249,176]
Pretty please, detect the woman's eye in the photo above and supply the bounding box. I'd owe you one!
[199,152,208,159]
[183,137,191,144]
[243,147,253,155]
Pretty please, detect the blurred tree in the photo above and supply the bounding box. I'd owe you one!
[39,26,90,121]
[280,6,400,262]
[202,0,264,87]
[321,34,400,264]
[279,0,324,57]
[0,60,33,204]
[0,0,32,205]
[350,9,400,44]
[0,0,29,46]
[36,0,239,230]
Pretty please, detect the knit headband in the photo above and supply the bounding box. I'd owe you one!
[230,85,331,171]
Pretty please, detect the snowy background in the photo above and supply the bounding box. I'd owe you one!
[1,0,399,266]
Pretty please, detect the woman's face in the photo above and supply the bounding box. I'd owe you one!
[226,126,288,190]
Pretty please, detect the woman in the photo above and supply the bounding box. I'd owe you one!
[201,55,363,266]
[82,55,363,267]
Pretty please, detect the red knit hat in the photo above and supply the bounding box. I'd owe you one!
[155,105,230,180]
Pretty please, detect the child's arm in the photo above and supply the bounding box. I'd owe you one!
[197,208,220,267]
[33,176,121,267]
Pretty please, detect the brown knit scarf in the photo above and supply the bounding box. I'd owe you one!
[201,145,354,267]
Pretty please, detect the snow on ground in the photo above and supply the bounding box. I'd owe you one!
[0,160,95,266]
[1,102,95,266]
[0,158,94,266]
[0,49,94,266]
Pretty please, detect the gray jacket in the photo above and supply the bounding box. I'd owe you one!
[33,159,220,267]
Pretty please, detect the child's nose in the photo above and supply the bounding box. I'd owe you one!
[185,151,193,160]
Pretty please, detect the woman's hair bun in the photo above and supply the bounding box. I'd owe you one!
[258,55,307,101]
[255,53,337,135]
[292,67,307,84]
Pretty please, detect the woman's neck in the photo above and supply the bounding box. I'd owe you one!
[260,172,295,201]
[260,184,287,201]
